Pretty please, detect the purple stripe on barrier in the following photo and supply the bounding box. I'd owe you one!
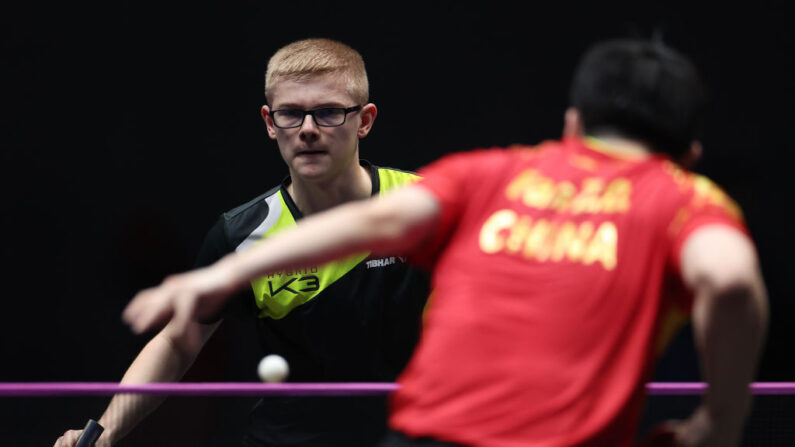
[646,382,795,395]
[749,383,795,395]
[0,382,794,397]
[0,383,400,397]
[645,382,707,395]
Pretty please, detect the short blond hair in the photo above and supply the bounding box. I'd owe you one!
[265,38,369,105]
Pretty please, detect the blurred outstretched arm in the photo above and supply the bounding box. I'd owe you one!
[122,186,440,345]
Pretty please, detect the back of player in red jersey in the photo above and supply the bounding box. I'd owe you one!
[390,136,749,446]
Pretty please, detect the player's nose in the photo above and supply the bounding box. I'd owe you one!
[298,114,320,141]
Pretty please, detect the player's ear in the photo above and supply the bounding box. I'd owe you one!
[357,103,377,138]
[262,105,277,140]
[563,107,584,138]
[679,141,703,168]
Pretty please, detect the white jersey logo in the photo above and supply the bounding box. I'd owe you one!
[365,256,406,269]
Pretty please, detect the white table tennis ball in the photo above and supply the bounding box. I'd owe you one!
[258,354,289,383]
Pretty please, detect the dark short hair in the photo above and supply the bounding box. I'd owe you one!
[570,39,707,158]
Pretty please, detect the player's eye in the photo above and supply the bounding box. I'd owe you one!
[313,108,345,125]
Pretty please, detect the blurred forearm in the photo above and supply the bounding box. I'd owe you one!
[681,225,769,446]
[97,321,219,445]
[689,271,768,444]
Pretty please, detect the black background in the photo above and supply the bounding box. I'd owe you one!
[2,1,793,445]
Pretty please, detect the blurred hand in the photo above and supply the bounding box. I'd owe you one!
[640,404,743,447]
[122,264,237,346]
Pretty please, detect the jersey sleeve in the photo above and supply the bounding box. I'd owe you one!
[194,216,232,269]
[668,174,750,275]
[194,215,252,323]
[408,150,489,269]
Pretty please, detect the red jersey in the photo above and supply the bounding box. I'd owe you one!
[390,138,747,447]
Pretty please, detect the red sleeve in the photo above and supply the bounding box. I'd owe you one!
[408,150,488,269]
[668,174,750,275]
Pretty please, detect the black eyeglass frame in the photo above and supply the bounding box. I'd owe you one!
[269,105,363,129]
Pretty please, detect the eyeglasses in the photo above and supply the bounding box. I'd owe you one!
[269,105,363,129]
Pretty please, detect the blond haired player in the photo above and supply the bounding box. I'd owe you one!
[55,38,430,447]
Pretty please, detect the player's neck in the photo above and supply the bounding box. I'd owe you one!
[584,135,652,159]
[287,163,372,216]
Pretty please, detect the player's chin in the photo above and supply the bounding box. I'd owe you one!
[291,159,333,180]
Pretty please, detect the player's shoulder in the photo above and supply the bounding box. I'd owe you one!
[656,161,743,219]
[215,183,285,244]
[657,161,727,197]
[371,163,422,191]
[374,164,419,178]
[223,184,282,219]
[197,183,284,261]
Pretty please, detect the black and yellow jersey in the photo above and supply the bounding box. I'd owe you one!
[195,161,431,446]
